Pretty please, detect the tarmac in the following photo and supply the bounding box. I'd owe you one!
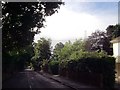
[37,71,102,90]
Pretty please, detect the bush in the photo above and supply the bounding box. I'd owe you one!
[59,56,115,88]
[49,60,59,75]
[42,60,49,72]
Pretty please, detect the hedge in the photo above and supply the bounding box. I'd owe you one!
[48,60,59,75]
[59,57,115,88]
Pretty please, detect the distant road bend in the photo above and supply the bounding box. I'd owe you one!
[2,69,72,89]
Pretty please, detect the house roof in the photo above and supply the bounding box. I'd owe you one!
[110,36,120,43]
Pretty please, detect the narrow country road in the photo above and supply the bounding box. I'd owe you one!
[2,69,72,89]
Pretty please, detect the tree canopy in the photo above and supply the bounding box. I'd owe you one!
[106,24,120,40]
[53,42,64,60]
[33,38,51,61]
[2,2,63,52]
[52,39,87,61]
[2,2,63,77]
[85,30,113,55]
[31,38,51,70]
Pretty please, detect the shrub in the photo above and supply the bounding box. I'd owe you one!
[49,60,59,75]
[59,56,115,88]
[41,60,49,72]
[79,57,115,88]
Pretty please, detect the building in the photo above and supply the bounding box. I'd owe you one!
[110,36,120,82]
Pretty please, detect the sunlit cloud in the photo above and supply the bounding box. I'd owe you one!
[34,2,118,47]
[63,0,120,2]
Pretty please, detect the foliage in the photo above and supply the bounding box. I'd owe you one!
[59,55,115,88]
[59,41,72,60]
[52,39,108,61]
[106,24,120,40]
[3,51,31,73]
[2,44,34,79]
[52,39,86,61]
[72,39,86,52]
[41,59,49,72]
[2,2,63,79]
[54,42,64,50]
[52,41,115,88]
[47,38,115,88]
[48,60,59,75]
[2,2,63,52]
[85,24,120,55]
[33,38,51,61]
[53,42,64,60]
[85,30,113,55]
[58,51,109,71]
[32,38,51,70]
[69,50,107,60]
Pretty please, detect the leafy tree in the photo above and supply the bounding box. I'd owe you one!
[52,39,87,61]
[33,38,51,61]
[106,24,120,40]
[69,39,87,60]
[53,42,64,60]
[85,24,120,55]
[2,2,63,76]
[71,39,85,52]
[85,30,113,55]
[32,38,51,70]
[54,42,64,51]
[59,41,72,60]
[2,2,63,52]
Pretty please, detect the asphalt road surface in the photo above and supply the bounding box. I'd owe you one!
[2,69,72,90]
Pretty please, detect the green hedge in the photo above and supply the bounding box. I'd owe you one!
[3,52,29,81]
[59,57,115,88]
[3,52,26,73]
[48,60,59,75]
[41,60,49,72]
[46,51,115,88]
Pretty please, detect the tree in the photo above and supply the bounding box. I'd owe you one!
[72,39,85,52]
[53,42,64,60]
[85,30,113,55]
[2,2,63,52]
[32,38,51,70]
[33,38,51,61]
[52,39,86,61]
[54,42,64,51]
[2,2,63,76]
[58,41,72,60]
[106,24,120,40]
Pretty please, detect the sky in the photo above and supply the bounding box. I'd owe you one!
[34,1,118,48]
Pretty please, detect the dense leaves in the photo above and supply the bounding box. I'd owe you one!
[49,39,115,88]
[52,39,86,61]
[52,42,64,60]
[33,38,51,61]
[59,57,115,88]
[85,30,113,55]
[106,24,120,40]
[48,60,59,74]
[2,2,63,80]
[32,38,51,70]
[2,2,63,52]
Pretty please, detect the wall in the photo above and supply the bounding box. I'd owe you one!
[113,42,120,83]
[113,42,120,63]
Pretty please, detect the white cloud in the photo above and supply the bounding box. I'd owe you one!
[34,3,117,47]
[64,0,120,2]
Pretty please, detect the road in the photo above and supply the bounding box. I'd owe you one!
[2,69,72,89]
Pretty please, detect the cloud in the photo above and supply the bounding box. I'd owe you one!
[64,0,120,2]
[34,2,117,47]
